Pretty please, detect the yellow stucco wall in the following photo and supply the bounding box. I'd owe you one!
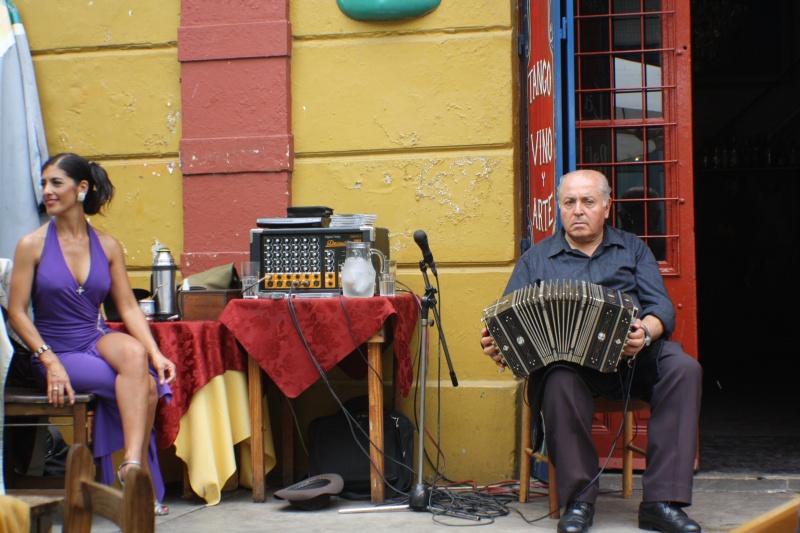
[290,2,523,484]
[15,0,524,486]
[16,0,183,290]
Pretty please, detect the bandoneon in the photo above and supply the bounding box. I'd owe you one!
[482,280,638,379]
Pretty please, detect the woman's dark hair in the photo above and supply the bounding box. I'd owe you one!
[42,153,115,215]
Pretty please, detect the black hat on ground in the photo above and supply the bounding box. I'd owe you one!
[273,473,345,510]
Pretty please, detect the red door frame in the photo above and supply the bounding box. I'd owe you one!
[575,1,695,469]
[525,1,696,469]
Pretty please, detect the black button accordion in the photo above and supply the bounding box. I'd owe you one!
[482,280,639,379]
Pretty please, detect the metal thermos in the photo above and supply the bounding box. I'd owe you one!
[151,247,177,319]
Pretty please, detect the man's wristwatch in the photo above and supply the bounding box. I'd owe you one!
[641,324,652,347]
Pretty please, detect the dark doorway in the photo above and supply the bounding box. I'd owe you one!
[692,0,800,473]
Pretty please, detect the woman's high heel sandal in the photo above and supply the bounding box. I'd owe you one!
[116,459,142,487]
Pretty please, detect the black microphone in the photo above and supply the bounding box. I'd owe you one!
[413,229,438,276]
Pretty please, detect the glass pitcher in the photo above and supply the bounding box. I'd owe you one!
[341,241,385,298]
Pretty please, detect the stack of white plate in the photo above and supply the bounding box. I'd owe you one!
[329,214,377,227]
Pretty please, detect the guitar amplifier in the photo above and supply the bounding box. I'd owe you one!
[249,226,389,298]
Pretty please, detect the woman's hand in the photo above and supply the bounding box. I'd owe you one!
[480,327,506,369]
[44,357,75,407]
[149,349,177,386]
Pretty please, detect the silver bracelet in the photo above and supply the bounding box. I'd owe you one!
[33,344,51,358]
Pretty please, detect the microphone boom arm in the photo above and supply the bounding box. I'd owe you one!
[418,260,458,388]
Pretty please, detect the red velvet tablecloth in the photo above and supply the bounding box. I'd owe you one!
[218,293,420,399]
[107,321,247,448]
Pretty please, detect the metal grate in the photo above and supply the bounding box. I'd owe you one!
[574,0,679,263]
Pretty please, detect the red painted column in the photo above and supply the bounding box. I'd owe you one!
[178,1,292,275]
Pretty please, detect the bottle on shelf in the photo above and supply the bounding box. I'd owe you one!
[729,137,739,167]
[765,135,774,166]
[751,135,763,168]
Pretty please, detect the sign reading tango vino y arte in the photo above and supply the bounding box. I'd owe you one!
[527,0,556,243]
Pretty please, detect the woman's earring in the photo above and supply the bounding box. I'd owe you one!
[77,191,86,202]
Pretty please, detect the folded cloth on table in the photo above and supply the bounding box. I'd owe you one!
[185,263,241,290]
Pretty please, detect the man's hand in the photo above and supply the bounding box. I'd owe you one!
[480,327,506,369]
[624,319,648,357]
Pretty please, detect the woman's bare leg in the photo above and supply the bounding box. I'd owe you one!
[140,378,158,474]
[96,332,167,512]
[96,332,154,475]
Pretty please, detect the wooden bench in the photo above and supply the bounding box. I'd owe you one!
[5,489,65,533]
[3,387,95,489]
[731,497,800,533]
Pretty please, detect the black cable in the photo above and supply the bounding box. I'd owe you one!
[285,284,421,496]
[402,276,459,489]
[430,275,448,485]
[571,356,638,501]
[284,285,409,496]
[382,279,521,523]
[336,295,382,381]
[429,487,510,525]
[335,293,420,486]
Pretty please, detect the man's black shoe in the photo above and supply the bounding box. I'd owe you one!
[639,502,701,532]
[557,501,595,533]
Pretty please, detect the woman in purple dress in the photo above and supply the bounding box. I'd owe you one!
[7,153,177,515]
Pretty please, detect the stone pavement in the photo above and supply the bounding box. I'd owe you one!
[49,472,800,532]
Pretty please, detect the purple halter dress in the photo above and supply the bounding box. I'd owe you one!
[30,220,171,501]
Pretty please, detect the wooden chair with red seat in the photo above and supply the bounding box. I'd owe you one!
[64,443,155,533]
[518,380,648,518]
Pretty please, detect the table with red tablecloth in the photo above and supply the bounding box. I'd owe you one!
[107,320,275,505]
[218,292,420,502]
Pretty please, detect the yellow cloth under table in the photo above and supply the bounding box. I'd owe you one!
[0,495,30,533]
[173,370,276,505]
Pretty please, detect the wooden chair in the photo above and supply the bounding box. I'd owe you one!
[519,381,648,518]
[730,497,800,533]
[3,387,95,489]
[64,443,155,533]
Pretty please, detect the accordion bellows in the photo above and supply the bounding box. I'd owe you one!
[482,280,638,379]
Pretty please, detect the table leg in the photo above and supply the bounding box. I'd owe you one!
[181,461,194,500]
[73,404,88,445]
[367,326,386,503]
[280,394,294,486]
[33,514,53,533]
[248,355,266,502]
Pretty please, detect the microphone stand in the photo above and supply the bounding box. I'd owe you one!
[340,259,462,518]
[408,259,458,509]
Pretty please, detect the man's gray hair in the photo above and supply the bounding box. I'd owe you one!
[556,170,612,207]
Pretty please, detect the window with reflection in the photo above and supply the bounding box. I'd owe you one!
[575,0,675,262]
